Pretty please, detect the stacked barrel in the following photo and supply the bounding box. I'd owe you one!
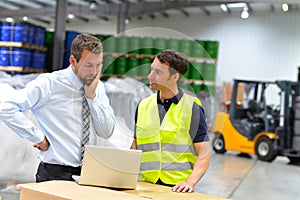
[63,31,81,68]
[100,35,153,77]
[45,31,54,72]
[61,32,219,95]
[0,22,46,72]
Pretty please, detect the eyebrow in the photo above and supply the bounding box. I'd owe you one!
[84,61,102,66]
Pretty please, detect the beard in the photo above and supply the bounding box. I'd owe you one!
[82,75,97,85]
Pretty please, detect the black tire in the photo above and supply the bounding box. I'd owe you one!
[255,136,278,162]
[288,156,300,164]
[212,133,227,154]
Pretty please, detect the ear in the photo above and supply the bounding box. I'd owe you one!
[69,55,76,66]
[173,73,180,82]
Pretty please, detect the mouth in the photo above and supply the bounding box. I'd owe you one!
[86,78,94,82]
[149,82,159,89]
[84,78,94,85]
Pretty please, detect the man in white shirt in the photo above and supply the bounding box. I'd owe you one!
[0,33,115,182]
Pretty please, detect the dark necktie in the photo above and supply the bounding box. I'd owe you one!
[81,90,90,163]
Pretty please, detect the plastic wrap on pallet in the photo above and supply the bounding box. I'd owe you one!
[0,83,39,182]
[103,77,153,148]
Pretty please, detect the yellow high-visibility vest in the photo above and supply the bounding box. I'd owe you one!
[136,93,201,185]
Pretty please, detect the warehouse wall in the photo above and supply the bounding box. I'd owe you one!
[67,11,300,85]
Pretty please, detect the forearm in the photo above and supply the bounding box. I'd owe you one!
[186,149,210,186]
[0,75,50,144]
[0,105,44,143]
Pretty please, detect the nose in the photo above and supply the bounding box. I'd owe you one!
[90,66,98,75]
[148,70,154,80]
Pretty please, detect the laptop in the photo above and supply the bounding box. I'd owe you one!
[73,145,142,189]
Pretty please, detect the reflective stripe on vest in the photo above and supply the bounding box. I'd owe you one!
[140,162,194,171]
[138,143,196,154]
[136,93,200,185]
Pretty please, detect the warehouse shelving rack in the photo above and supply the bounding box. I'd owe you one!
[101,51,217,89]
[0,41,47,73]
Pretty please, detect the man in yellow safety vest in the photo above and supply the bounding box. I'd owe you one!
[131,49,210,193]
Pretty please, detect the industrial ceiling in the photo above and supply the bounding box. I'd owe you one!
[0,0,299,29]
[0,0,298,71]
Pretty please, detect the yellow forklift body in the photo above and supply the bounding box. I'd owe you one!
[213,112,278,155]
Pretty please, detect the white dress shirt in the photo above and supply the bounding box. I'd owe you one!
[0,66,115,167]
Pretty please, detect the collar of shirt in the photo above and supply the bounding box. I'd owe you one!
[66,65,83,91]
[157,88,183,111]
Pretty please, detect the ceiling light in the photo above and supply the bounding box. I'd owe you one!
[68,14,75,19]
[220,4,228,12]
[125,18,130,24]
[227,2,247,8]
[241,7,249,19]
[22,16,28,21]
[282,3,289,12]
[89,1,97,10]
[5,17,14,23]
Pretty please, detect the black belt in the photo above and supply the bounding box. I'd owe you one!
[40,162,81,174]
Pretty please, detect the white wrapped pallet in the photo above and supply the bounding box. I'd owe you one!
[0,82,39,182]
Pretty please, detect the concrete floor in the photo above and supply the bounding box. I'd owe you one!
[1,142,300,200]
[196,151,300,200]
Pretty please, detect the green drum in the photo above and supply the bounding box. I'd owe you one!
[94,34,105,42]
[192,40,206,58]
[183,62,191,80]
[117,36,129,53]
[167,38,180,51]
[127,57,140,76]
[205,41,219,59]
[103,35,117,53]
[115,56,127,75]
[180,39,193,57]
[129,36,141,54]
[189,62,203,80]
[203,63,216,81]
[45,31,54,48]
[45,50,53,71]
[191,83,202,94]
[141,37,153,55]
[139,58,151,76]
[153,37,167,54]
[103,55,115,74]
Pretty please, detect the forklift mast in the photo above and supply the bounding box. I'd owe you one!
[275,81,300,151]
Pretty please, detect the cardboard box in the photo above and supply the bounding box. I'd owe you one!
[221,81,244,103]
[17,180,228,200]
[127,181,228,200]
[17,181,143,200]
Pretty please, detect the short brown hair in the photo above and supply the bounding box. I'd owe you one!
[70,33,103,61]
[156,49,188,81]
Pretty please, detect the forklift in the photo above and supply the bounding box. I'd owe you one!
[212,79,300,162]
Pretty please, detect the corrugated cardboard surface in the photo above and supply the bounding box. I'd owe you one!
[17,181,143,200]
[126,181,229,200]
[17,180,228,200]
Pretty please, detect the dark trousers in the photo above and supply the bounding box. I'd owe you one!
[36,162,81,183]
